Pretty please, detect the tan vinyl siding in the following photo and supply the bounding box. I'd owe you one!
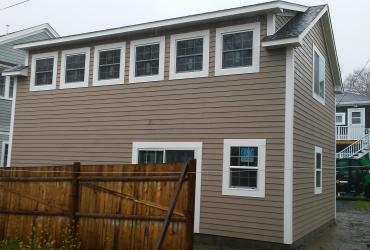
[275,15,292,32]
[12,15,287,243]
[292,19,335,241]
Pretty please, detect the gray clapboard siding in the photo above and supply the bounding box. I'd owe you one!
[292,20,335,241]
[12,15,287,243]
[0,31,52,65]
[0,99,11,132]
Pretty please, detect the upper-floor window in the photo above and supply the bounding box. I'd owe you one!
[60,47,90,89]
[215,23,260,76]
[312,44,325,104]
[222,139,266,198]
[0,75,15,99]
[30,51,58,91]
[129,36,165,83]
[169,30,210,80]
[93,42,125,86]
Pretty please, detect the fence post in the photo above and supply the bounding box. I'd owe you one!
[185,160,196,250]
[71,162,80,236]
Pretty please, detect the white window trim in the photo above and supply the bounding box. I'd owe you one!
[222,139,266,198]
[30,51,58,91]
[312,44,326,105]
[335,112,346,125]
[1,141,9,167]
[314,146,323,194]
[169,30,210,80]
[215,22,260,76]
[60,47,91,89]
[132,141,202,233]
[129,36,165,83]
[92,42,126,86]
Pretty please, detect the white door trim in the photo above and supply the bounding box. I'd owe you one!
[132,141,202,233]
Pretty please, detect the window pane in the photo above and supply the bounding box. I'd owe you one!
[230,146,258,167]
[316,153,321,169]
[335,115,342,124]
[314,52,325,98]
[65,53,86,83]
[138,150,164,164]
[0,75,5,97]
[9,77,14,98]
[135,44,160,77]
[316,171,321,188]
[165,150,194,164]
[35,58,54,86]
[222,31,253,68]
[98,49,121,80]
[176,38,203,73]
[230,168,257,188]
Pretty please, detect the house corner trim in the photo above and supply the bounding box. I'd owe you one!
[284,47,294,244]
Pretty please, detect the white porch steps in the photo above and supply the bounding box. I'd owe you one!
[336,133,370,159]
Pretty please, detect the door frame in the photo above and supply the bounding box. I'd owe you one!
[132,141,202,233]
[348,108,365,127]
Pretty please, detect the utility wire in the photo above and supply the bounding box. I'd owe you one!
[337,57,370,105]
[0,0,31,11]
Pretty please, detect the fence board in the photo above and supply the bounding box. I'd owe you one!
[0,161,196,250]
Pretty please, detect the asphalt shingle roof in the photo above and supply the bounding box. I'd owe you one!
[336,92,370,104]
[263,5,326,42]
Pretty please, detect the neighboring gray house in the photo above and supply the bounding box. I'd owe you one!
[0,24,59,167]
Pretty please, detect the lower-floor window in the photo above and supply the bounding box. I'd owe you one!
[222,139,266,197]
[1,142,9,167]
[138,149,194,164]
[314,146,322,194]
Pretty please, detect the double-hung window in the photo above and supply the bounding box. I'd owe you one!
[222,139,266,197]
[169,30,210,80]
[215,23,260,76]
[93,42,125,86]
[60,47,90,89]
[313,45,325,104]
[129,36,165,83]
[30,52,58,91]
[314,146,322,194]
[0,76,15,99]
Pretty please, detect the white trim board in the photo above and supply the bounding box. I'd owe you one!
[14,2,307,50]
[131,141,202,233]
[7,77,17,167]
[284,47,295,244]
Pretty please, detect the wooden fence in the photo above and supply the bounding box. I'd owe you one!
[0,160,196,250]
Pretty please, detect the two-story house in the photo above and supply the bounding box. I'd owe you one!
[5,1,342,248]
[0,24,58,167]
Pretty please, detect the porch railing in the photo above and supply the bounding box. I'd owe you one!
[336,126,369,140]
[336,133,370,159]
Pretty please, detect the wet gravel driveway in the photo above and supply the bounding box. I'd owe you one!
[305,200,370,250]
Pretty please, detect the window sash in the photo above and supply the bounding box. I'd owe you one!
[35,58,54,86]
[8,77,14,98]
[0,75,5,97]
[175,38,204,73]
[137,149,195,164]
[313,51,325,99]
[98,49,121,80]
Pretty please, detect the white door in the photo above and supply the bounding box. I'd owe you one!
[348,108,365,139]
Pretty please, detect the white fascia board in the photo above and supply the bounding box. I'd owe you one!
[14,2,307,50]
[0,23,59,46]
[337,101,370,106]
[2,68,28,77]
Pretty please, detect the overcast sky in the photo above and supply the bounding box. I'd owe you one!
[0,0,369,78]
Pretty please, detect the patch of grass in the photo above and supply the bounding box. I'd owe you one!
[352,200,370,210]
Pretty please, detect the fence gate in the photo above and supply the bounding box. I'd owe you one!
[0,160,196,250]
